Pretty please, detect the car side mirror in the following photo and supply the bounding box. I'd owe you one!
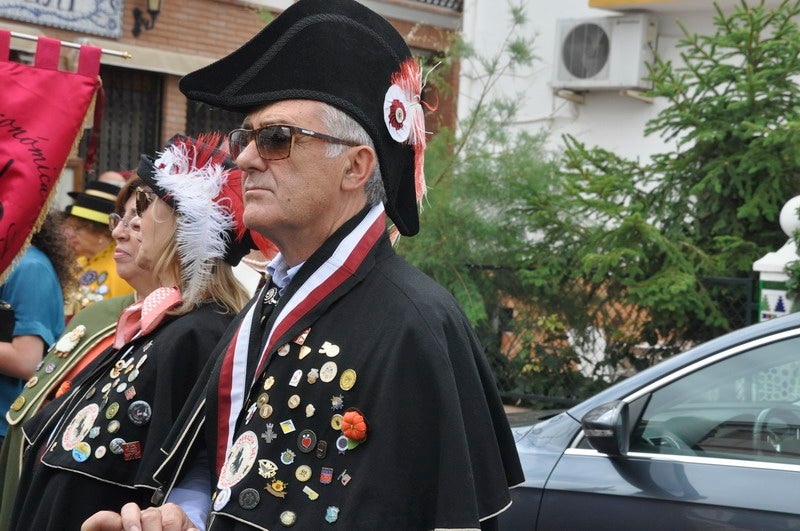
[581,400,629,456]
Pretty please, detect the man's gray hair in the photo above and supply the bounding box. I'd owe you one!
[319,104,387,207]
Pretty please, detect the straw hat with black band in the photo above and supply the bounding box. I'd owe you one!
[65,181,119,226]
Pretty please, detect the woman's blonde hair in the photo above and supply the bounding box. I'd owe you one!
[149,198,249,315]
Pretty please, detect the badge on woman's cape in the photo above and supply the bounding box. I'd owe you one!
[62,403,99,450]
[53,325,86,357]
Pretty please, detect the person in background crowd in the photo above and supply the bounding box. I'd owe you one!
[0,211,76,445]
[97,170,128,188]
[0,177,160,530]
[10,134,253,530]
[83,1,523,529]
[232,248,269,295]
[63,180,135,317]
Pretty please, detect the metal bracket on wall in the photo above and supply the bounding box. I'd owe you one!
[619,89,653,104]
[555,89,586,105]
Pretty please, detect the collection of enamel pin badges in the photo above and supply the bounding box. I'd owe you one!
[214,327,367,527]
[11,303,368,527]
[10,324,90,413]
[52,336,154,463]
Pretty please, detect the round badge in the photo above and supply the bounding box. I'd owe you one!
[213,487,231,511]
[25,376,38,388]
[95,445,107,459]
[280,511,297,527]
[62,403,99,450]
[109,367,121,379]
[259,404,273,419]
[218,431,259,488]
[108,420,121,433]
[109,438,126,454]
[287,394,301,409]
[305,404,316,418]
[9,396,24,411]
[72,441,91,462]
[330,414,343,430]
[339,369,357,391]
[88,426,101,439]
[116,382,127,393]
[238,488,260,510]
[295,464,312,482]
[127,368,140,383]
[336,435,349,453]
[128,400,152,426]
[44,362,57,374]
[297,430,316,454]
[84,386,96,400]
[257,393,269,408]
[263,375,275,390]
[101,382,113,394]
[105,402,120,419]
[277,344,290,357]
[319,361,337,383]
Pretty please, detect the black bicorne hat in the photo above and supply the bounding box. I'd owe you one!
[179,0,426,236]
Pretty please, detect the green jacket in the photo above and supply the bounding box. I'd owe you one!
[0,293,133,530]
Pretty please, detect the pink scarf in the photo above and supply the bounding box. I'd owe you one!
[113,286,183,348]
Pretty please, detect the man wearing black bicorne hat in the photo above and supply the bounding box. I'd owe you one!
[83,0,523,529]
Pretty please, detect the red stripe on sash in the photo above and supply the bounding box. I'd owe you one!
[215,209,386,476]
[253,213,385,377]
[215,327,240,476]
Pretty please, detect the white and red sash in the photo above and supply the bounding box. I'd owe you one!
[215,204,386,475]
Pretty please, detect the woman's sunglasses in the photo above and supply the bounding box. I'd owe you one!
[227,124,358,161]
[135,187,157,217]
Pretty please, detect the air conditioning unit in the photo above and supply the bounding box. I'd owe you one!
[552,14,657,92]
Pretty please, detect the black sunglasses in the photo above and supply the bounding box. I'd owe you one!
[135,187,157,217]
[227,124,359,161]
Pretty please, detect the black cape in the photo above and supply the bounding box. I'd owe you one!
[157,211,524,530]
[10,303,235,531]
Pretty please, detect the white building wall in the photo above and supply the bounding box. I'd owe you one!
[457,0,748,161]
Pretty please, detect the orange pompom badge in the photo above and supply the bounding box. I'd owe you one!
[341,408,368,443]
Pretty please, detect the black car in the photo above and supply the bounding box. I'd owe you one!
[499,312,800,530]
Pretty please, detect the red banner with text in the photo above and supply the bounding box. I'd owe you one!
[0,31,101,283]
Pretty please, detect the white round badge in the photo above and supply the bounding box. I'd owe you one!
[218,431,259,488]
[61,403,100,451]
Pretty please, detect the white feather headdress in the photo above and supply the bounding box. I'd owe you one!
[141,134,241,305]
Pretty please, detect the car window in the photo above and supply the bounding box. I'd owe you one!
[630,335,800,465]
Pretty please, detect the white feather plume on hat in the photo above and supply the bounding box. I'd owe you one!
[150,138,235,305]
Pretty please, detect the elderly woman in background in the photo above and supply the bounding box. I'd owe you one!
[10,134,252,530]
[0,177,160,530]
[63,180,135,316]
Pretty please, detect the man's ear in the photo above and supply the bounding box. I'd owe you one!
[341,146,376,192]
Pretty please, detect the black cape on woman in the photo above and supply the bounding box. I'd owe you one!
[10,303,234,531]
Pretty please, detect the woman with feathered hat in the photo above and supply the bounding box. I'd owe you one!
[8,134,257,530]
